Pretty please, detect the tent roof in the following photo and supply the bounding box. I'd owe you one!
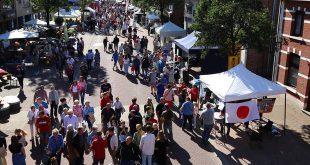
[0,30,39,40]
[174,31,203,53]
[54,9,81,18]
[146,13,160,20]
[155,21,186,38]
[199,64,286,102]
[24,19,55,26]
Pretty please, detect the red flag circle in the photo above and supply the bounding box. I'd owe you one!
[236,106,250,119]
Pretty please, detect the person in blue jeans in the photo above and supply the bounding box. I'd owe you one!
[8,135,26,165]
[200,103,215,144]
[180,97,194,131]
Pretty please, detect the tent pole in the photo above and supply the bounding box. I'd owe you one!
[284,93,287,135]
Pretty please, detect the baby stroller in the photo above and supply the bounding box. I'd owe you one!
[108,42,113,52]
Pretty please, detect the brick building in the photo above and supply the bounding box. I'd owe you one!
[274,0,310,111]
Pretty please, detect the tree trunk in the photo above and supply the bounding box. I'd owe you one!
[46,0,50,27]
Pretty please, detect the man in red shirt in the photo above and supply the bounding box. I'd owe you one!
[100,92,111,110]
[90,131,107,165]
[129,97,140,112]
[190,85,199,102]
[35,111,51,146]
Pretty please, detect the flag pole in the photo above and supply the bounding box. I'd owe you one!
[283,93,287,135]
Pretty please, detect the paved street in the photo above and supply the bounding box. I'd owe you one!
[1,25,310,165]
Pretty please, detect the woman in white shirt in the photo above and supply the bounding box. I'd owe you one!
[123,55,130,75]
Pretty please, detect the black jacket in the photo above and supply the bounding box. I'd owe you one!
[116,142,141,161]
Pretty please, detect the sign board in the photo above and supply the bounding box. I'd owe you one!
[257,98,276,113]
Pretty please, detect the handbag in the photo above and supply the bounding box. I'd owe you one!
[0,147,7,157]
[27,120,33,125]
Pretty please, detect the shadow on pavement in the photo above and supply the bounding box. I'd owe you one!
[30,139,47,165]
[168,141,192,165]
[214,124,310,164]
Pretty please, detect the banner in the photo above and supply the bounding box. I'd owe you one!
[257,98,276,113]
[226,100,259,123]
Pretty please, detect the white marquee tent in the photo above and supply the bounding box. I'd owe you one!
[54,9,81,18]
[25,19,55,26]
[199,64,288,132]
[199,64,286,102]
[174,31,203,53]
[0,30,39,40]
[155,21,186,39]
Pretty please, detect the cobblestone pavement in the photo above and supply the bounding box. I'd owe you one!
[0,24,310,165]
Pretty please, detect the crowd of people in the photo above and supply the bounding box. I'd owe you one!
[0,1,220,165]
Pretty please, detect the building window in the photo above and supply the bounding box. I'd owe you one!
[292,11,304,36]
[287,53,300,87]
[186,3,193,14]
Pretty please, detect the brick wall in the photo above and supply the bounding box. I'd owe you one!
[277,0,310,111]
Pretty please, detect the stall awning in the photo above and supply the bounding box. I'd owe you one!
[54,9,81,18]
[199,64,286,102]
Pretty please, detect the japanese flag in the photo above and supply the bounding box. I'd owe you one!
[225,100,259,123]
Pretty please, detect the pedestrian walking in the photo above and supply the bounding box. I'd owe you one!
[201,103,215,144]
[86,49,94,70]
[47,128,64,165]
[90,131,108,165]
[8,135,26,165]
[78,76,87,106]
[139,125,156,165]
[180,97,194,131]
[48,85,59,119]
[70,80,81,103]
[161,103,174,142]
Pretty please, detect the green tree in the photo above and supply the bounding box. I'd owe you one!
[133,0,175,23]
[3,0,14,6]
[31,0,68,27]
[192,0,275,57]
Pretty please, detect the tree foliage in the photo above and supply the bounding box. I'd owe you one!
[79,0,93,22]
[31,0,68,27]
[2,0,13,6]
[192,0,275,56]
[133,0,176,23]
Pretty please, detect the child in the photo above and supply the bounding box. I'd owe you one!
[193,102,199,129]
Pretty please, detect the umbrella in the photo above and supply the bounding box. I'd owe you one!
[0,30,39,40]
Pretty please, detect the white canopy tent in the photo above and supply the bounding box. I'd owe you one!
[155,21,186,38]
[199,64,288,132]
[54,9,81,18]
[155,21,186,47]
[200,64,286,102]
[174,31,203,53]
[0,30,39,40]
[25,19,55,26]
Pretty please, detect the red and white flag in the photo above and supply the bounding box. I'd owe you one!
[225,100,259,123]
